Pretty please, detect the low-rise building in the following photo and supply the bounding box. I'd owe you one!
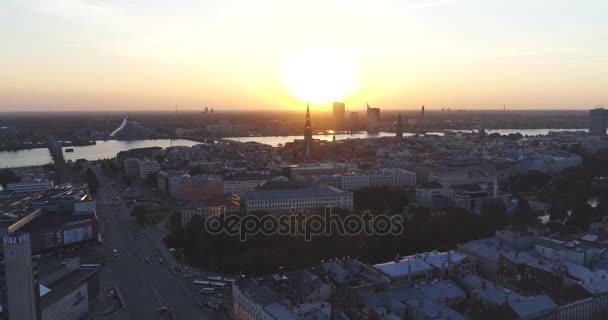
[6,180,54,193]
[123,158,160,179]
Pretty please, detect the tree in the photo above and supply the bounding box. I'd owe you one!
[480,199,509,229]
[0,169,21,188]
[512,199,539,226]
[509,170,549,195]
[567,203,596,228]
[131,205,147,225]
[411,207,431,223]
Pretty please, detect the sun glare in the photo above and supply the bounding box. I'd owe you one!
[281,48,359,105]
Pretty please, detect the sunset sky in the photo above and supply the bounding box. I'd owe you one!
[1,0,607,111]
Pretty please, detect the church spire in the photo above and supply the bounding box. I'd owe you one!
[306,102,310,119]
[304,102,313,158]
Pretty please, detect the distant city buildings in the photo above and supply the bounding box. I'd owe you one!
[349,112,359,129]
[206,124,249,136]
[590,108,607,136]
[396,113,403,139]
[332,102,345,131]
[366,103,381,133]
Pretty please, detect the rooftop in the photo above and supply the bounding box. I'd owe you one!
[374,258,433,277]
[247,182,348,201]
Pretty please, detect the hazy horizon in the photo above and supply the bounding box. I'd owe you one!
[2,0,607,112]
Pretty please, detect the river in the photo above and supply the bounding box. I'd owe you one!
[0,129,587,168]
[0,139,201,168]
[227,128,587,147]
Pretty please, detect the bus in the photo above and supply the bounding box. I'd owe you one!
[193,280,211,286]
[210,281,226,288]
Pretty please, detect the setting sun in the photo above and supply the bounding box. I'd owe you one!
[281,48,359,105]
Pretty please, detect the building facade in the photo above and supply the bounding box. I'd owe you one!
[244,182,353,214]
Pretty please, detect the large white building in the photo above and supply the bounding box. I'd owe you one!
[244,182,353,214]
[223,178,268,197]
[341,169,416,191]
[416,159,508,213]
[123,158,160,179]
[157,171,186,198]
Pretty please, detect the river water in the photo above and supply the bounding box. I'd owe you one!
[227,128,587,147]
[0,139,201,168]
[0,129,587,168]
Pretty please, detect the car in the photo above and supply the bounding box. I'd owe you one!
[144,257,149,263]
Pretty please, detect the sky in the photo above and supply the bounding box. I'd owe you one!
[1,0,607,112]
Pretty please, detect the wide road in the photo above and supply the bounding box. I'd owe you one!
[92,165,207,320]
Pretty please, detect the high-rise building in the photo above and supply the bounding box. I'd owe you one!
[304,103,313,157]
[589,108,607,136]
[366,103,380,133]
[332,102,345,131]
[349,112,359,129]
[0,233,41,320]
[396,113,403,139]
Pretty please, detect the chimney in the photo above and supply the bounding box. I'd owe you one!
[448,251,452,263]
[394,253,400,263]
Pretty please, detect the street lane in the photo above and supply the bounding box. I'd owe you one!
[92,165,207,320]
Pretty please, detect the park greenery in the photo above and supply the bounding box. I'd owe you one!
[0,169,21,188]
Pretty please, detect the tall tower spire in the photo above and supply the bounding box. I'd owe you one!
[419,105,425,135]
[304,102,313,158]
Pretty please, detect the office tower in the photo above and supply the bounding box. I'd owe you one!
[366,103,381,133]
[332,102,346,131]
[589,108,607,136]
[0,233,41,320]
[396,113,403,139]
[304,103,313,157]
[350,112,359,129]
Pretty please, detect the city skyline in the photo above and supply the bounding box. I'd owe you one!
[2,0,608,112]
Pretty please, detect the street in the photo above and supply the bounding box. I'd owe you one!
[92,165,209,320]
